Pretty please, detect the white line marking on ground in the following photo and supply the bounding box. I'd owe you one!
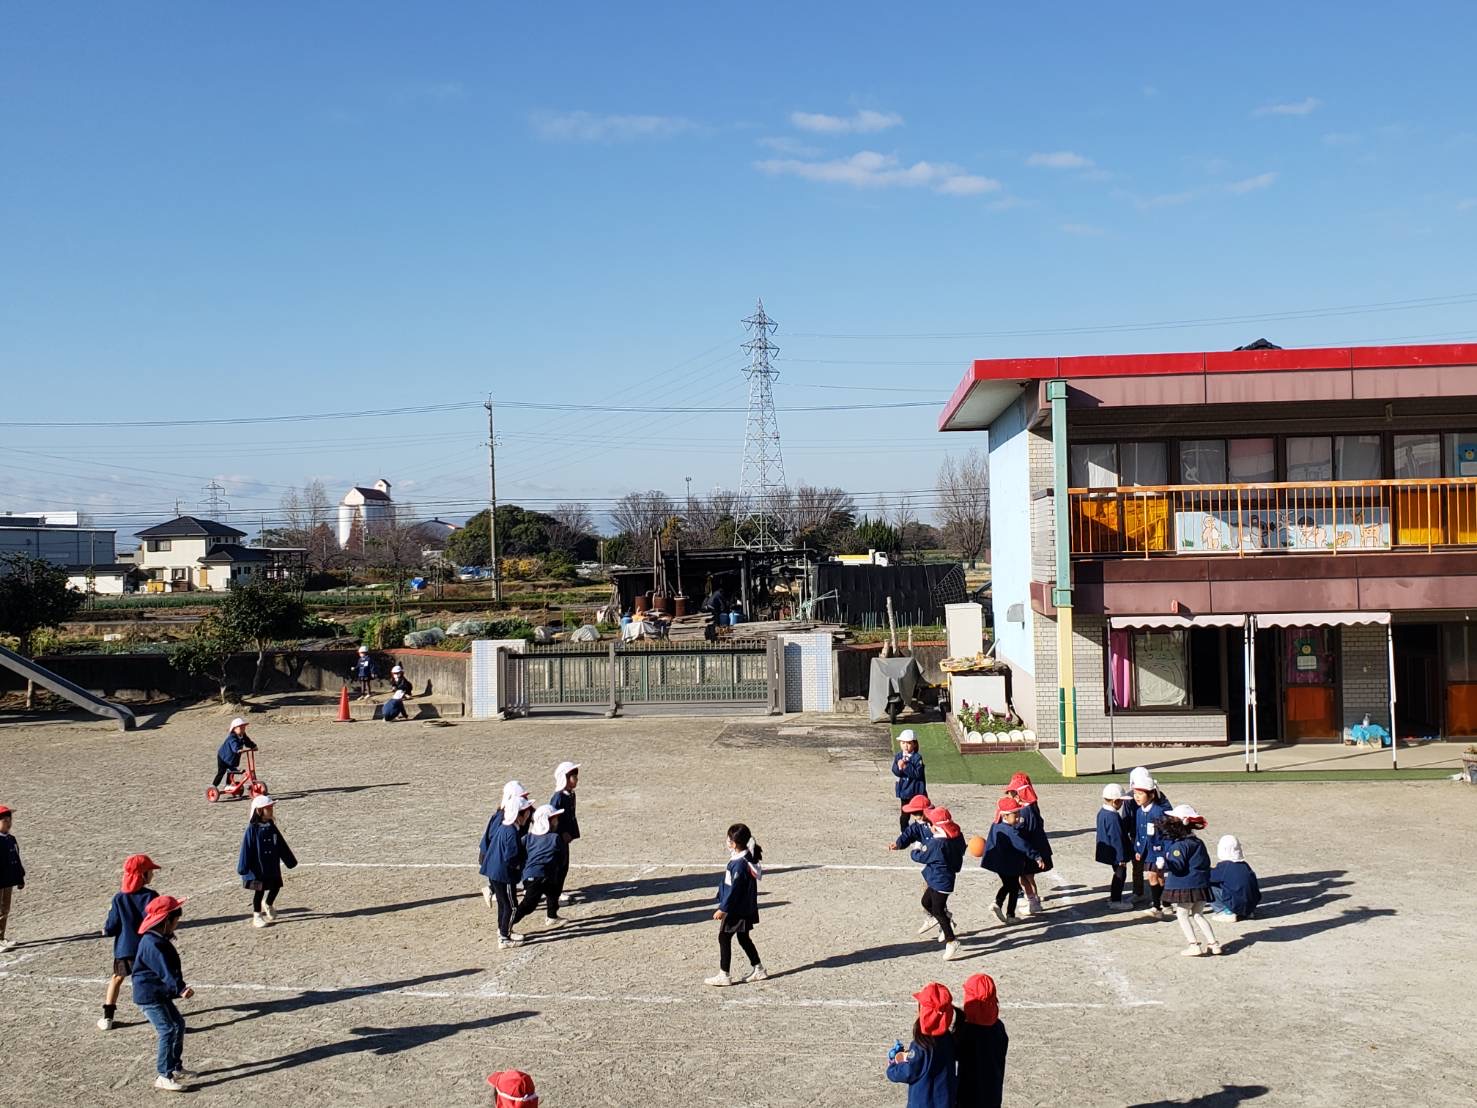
[1045,866,1145,1007]
[0,970,1160,1011]
[299,860,993,874]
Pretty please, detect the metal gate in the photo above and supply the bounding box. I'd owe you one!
[500,639,783,716]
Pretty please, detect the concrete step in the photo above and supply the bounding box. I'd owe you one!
[271,697,464,721]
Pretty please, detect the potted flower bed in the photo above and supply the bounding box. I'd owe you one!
[952,700,1035,753]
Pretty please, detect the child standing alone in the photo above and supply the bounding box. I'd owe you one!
[237,796,298,928]
[1158,804,1221,957]
[0,804,22,952]
[211,719,256,792]
[705,822,766,986]
[131,894,193,1091]
[1095,784,1134,910]
[892,731,927,835]
[99,854,161,1030]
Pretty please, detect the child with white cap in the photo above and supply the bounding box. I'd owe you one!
[480,793,533,948]
[1158,804,1221,956]
[1129,770,1172,918]
[892,730,928,835]
[511,804,568,931]
[382,664,413,721]
[480,782,529,909]
[211,718,257,791]
[237,795,298,928]
[1095,784,1134,910]
[1209,835,1261,922]
[549,762,580,908]
[350,645,378,699]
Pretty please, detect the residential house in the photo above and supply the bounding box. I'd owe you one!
[338,479,393,549]
[940,341,1477,747]
[134,516,263,591]
[0,512,139,594]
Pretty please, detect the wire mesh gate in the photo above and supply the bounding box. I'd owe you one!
[499,639,784,716]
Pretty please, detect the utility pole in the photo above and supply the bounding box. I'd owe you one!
[737,299,785,550]
[485,396,503,602]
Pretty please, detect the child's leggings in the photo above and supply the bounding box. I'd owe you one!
[718,924,760,973]
[211,758,233,787]
[921,888,956,942]
[0,885,12,940]
[511,878,555,924]
[1109,864,1127,903]
[1132,858,1145,900]
[995,875,1021,917]
[491,880,517,937]
[251,886,280,913]
[898,805,911,835]
[1174,902,1218,947]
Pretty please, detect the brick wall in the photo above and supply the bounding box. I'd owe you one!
[1339,623,1391,737]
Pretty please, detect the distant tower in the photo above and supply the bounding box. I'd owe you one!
[736,299,786,550]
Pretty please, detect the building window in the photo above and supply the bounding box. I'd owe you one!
[1286,437,1333,482]
[1449,432,1477,477]
[1119,442,1168,486]
[171,567,188,580]
[1107,626,1228,711]
[147,539,172,552]
[1180,440,1227,484]
[1335,435,1382,480]
[1069,444,1119,488]
[1394,434,1441,478]
[1227,438,1276,483]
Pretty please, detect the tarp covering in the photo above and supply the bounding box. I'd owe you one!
[868,656,922,723]
[1108,614,1246,629]
[1255,611,1390,628]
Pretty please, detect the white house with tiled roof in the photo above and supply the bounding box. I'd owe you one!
[337,478,393,549]
[134,516,253,591]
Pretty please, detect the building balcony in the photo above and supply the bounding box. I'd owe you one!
[1069,478,1477,558]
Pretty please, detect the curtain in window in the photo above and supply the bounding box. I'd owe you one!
[1107,628,1133,708]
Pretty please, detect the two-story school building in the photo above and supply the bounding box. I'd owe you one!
[940,342,1477,746]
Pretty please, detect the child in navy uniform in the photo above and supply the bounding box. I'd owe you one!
[1095,784,1134,910]
[480,794,532,948]
[1131,773,1172,918]
[982,797,1044,922]
[885,982,957,1108]
[1004,773,1051,915]
[954,973,1008,1108]
[892,730,927,834]
[350,645,378,698]
[0,804,22,952]
[132,894,193,1091]
[1159,804,1221,956]
[1210,834,1261,921]
[706,822,766,986]
[381,665,413,721]
[910,806,966,961]
[237,795,297,928]
[211,719,256,791]
[550,761,581,908]
[511,803,568,931]
[99,853,161,1030]
[889,794,932,851]
[1124,766,1170,906]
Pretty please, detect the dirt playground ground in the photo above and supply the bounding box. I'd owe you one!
[1,707,1474,1107]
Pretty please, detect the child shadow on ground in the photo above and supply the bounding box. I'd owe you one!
[269,782,411,801]
[182,892,481,931]
[1130,1084,1270,1106]
[188,969,482,1032]
[539,899,793,942]
[568,870,724,901]
[189,1009,536,1087]
[1224,907,1395,953]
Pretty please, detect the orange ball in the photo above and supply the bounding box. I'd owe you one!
[966,835,986,858]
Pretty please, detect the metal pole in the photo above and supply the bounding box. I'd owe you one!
[1250,616,1260,771]
[485,397,503,602]
[1387,620,1399,770]
[1243,620,1251,772]
[1048,379,1079,777]
[1107,627,1117,774]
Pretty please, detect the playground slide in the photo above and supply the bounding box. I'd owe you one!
[0,643,136,731]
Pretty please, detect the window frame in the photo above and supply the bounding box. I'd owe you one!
[1105,626,1230,715]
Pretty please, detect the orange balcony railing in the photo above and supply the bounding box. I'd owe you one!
[1068,478,1477,557]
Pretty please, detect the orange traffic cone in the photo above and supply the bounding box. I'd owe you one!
[334,685,353,723]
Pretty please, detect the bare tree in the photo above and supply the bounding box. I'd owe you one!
[548,501,594,554]
[611,490,676,543]
[776,485,856,549]
[683,489,740,547]
[936,450,991,566]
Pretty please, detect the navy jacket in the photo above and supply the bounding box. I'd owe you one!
[885,1033,957,1108]
[352,657,378,680]
[237,821,297,888]
[1210,860,1262,917]
[551,789,580,841]
[131,930,187,1007]
[982,821,1040,878]
[522,831,567,881]
[0,832,22,889]
[1161,834,1211,891]
[1016,804,1053,868]
[914,832,966,894]
[479,819,525,884]
[892,751,927,802]
[716,854,759,924]
[894,820,932,850]
[104,888,158,959]
[216,732,256,768]
[1095,807,1133,867]
[1132,796,1170,863]
[954,1014,1009,1108]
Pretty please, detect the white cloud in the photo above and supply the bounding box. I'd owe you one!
[789,109,904,135]
[1026,150,1094,169]
[1254,97,1321,117]
[757,135,822,157]
[1457,198,1477,212]
[1225,172,1278,194]
[1061,222,1106,236]
[531,110,696,142]
[755,150,1000,196]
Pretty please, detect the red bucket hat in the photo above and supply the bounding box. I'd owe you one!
[1004,773,1039,805]
[900,795,931,814]
[912,982,954,1036]
[962,973,1000,1027]
[924,806,962,838]
[0,805,14,818]
[994,796,1023,821]
[136,895,186,935]
[487,1070,538,1105]
[122,854,162,893]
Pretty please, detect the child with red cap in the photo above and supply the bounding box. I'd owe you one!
[981,798,1045,922]
[487,1069,538,1105]
[0,804,22,953]
[888,794,932,852]
[98,854,162,1030]
[132,894,194,1091]
[1003,773,1051,915]
[885,982,957,1107]
[953,973,1008,1108]
[908,806,966,961]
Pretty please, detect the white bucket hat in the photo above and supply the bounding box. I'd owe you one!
[554,761,580,791]
[230,717,247,729]
[391,665,404,673]
[1128,766,1155,790]
[357,645,369,654]
[1101,783,1126,801]
[531,803,563,835]
[897,729,918,746]
[1166,804,1200,821]
[1217,834,1244,862]
[250,794,274,811]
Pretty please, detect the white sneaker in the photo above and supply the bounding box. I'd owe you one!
[97,1017,114,1031]
[558,892,574,905]
[497,936,511,950]
[743,964,768,982]
[943,941,963,961]
[0,939,16,952]
[252,913,268,928]
[917,916,939,935]
[481,886,493,909]
[506,931,525,945]
[1180,944,1204,957]
[264,904,277,922]
[704,972,733,987]
[1027,896,1044,914]
[1205,943,1223,956]
[153,1075,185,1092]
[1142,906,1162,919]
[543,917,568,930]
[992,905,1007,924]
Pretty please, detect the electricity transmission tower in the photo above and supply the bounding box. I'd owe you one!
[201,480,230,518]
[737,299,786,550]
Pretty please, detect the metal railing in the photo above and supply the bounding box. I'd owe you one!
[1068,477,1477,557]
[505,639,777,712]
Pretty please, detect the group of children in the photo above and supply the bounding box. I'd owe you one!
[478,762,582,948]
[349,646,415,721]
[886,974,1009,1108]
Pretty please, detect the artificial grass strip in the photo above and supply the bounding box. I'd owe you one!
[891,724,1458,785]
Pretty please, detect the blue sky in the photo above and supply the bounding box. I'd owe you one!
[4,2,1477,539]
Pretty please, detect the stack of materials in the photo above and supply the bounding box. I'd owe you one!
[667,613,713,641]
[728,620,849,642]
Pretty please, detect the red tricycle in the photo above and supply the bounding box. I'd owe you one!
[206,749,268,803]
